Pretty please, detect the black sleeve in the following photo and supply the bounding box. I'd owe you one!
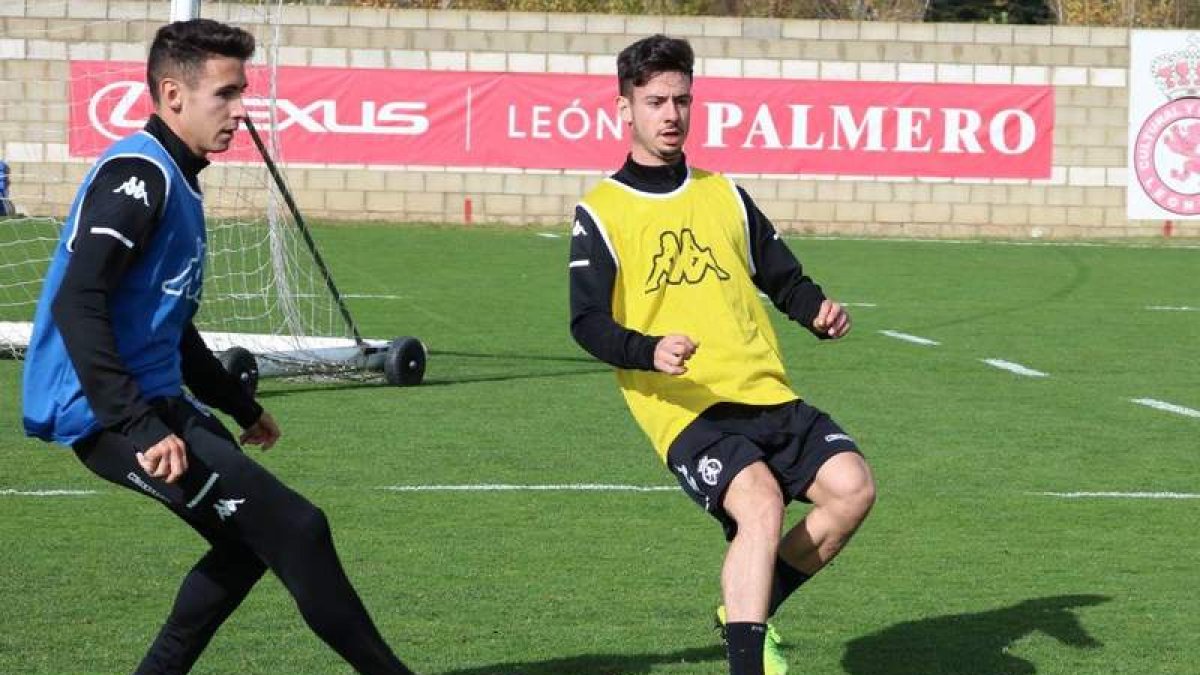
[179,323,263,429]
[50,156,173,450]
[739,186,830,339]
[568,205,659,370]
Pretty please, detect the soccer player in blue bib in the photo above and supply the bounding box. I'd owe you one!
[22,19,415,674]
[569,35,877,675]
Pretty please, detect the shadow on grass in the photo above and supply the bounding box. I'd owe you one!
[430,349,597,365]
[255,351,608,399]
[256,367,609,399]
[841,594,1109,675]
[420,368,610,387]
[417,349,609,388]
[436,645,724,675]
[909,247,1092,333]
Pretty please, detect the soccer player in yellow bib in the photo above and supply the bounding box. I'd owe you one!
[568,35,877,675]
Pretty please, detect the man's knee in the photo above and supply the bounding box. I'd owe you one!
[724,463,786,537]
[810,452,876,524]
[259,502,333,575]
[846,472,876,523]
[288,504,332,545]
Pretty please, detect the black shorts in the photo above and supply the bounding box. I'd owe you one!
[665,399,861,541]
[72,395,312,543]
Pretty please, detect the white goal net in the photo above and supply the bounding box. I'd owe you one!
[0,0,387,379]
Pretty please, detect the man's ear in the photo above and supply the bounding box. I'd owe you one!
[160,78,183,114]
[617,94,632,125]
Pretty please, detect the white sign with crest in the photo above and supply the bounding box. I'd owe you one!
[1129,31,1200,219]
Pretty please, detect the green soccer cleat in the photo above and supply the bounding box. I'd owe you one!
[714,605,789,675]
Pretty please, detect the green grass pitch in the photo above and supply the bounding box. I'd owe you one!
[1,224,1197,674]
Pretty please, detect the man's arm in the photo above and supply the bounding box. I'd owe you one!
[51,156,173,450]
[739,185,848,339]
[179,322,263,429]
[567,205,662,370]
[180,329,280,450]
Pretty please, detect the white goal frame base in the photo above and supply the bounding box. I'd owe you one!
[0,321,387,377]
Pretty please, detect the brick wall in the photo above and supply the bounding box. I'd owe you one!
[0,0,1183,238]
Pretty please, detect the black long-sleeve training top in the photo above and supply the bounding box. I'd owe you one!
[52,114,262,450]
[568,155,829,371]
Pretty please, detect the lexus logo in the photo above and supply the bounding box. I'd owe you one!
[88,80,148,141]
[87,80,431,141]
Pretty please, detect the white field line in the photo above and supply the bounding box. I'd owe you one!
[1036,491,1200,500]
[1146,305,1198,311]
[1130,398,1200,418]
[0,489,97,496]
[10,485,1197,501]
[378,484,676,493]
[537,232,561,239]
[982,358,1048,378]
[879,330,940,346]
[800,235,1200,251]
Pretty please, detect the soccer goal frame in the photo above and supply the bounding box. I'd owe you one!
[0,0,428,394]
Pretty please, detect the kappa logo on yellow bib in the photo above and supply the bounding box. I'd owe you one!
[645,228,730,293]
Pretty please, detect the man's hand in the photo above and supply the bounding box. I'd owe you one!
[239,412,281,451]
[137,433,188,484]
[812,299,851,339]
[654,334,698,375]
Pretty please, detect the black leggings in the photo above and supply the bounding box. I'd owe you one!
[74,397,414,675]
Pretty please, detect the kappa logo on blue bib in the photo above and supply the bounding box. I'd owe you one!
[162,237,205,302]
[113,175,151,207]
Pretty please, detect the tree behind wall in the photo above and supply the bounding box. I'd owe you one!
[345,0,1200,26]
[925,0,1054,24]
[376,0,933,20]
[1049,0,1199,28]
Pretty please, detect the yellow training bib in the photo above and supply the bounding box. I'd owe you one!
[579,168,798,459]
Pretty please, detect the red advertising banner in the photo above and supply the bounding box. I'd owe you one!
[71,61,1054,178]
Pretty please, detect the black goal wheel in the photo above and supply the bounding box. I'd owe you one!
[384,336,426,386]
[218,346,259,399]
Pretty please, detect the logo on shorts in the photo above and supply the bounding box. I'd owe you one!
[675,463,701,494]
[825,433,854,444]
[126,471,168,502]
[214,498,245,521]
[698,455,723,486]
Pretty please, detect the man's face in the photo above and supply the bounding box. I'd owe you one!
[162,55,248,158]
[619,70,692,166]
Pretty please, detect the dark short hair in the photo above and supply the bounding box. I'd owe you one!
[147,19,256,104]
[617,34,694,97]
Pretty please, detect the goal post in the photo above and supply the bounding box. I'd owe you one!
[171,0,201,22]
